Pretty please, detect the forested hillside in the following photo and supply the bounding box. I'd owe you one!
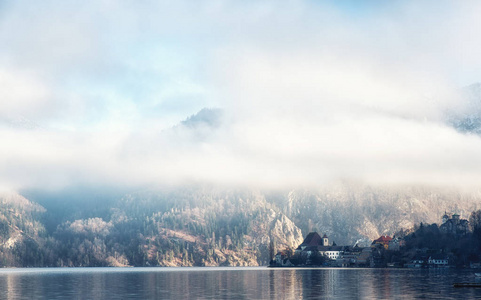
[0,183,480,267]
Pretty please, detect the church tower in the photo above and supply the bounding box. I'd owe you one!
[442,211,449,224]
[322,234,329,246]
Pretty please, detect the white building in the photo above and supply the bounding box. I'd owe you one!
[428,256,448,267]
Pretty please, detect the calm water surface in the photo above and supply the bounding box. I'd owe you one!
[0,267,480,299]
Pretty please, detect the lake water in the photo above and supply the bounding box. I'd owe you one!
[0,267,480,299]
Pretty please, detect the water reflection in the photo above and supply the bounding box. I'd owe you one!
[0,268,480,299]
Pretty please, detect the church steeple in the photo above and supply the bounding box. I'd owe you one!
[442,211,449,224]
[322,234,329,246]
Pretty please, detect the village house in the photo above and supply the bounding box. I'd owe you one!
[338,251,359,267]
[295,232,345,262]
[336,245,371,267]
[275,251,293,267]
[292,232,375,267]
[388,237,405,251]
[371,235,392,250]
[405,257,426,268]
[470,262,481,269]
[357,247,372,266]
[428,254,449,268]
[440,212,469,236]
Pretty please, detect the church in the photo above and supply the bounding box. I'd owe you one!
[439,212,469,236]
[296,232,345,260]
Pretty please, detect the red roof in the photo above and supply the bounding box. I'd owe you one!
[373,235,392,244]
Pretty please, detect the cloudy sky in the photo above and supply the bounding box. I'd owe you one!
[2,0,481,191]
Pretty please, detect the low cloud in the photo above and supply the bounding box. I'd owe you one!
[2,1,481,191]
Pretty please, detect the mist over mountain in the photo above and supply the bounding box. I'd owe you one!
[4,1,481,191]
[2,0,481,269]
[180,108,223,129]
[4,89,481,267]
[446,83,481,134]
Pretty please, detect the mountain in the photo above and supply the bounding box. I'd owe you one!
[272,184,478,245]
[446,83,481,134]
[180,108,223,129]
[0,192,48,266]
[3,183,480,267]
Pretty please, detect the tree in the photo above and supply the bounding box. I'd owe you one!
[470,210,481,233]
[269,237,277,262]
[470,210,481,243]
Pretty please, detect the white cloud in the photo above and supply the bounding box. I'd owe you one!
[1,0,481,191]
[0,68,52,117]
